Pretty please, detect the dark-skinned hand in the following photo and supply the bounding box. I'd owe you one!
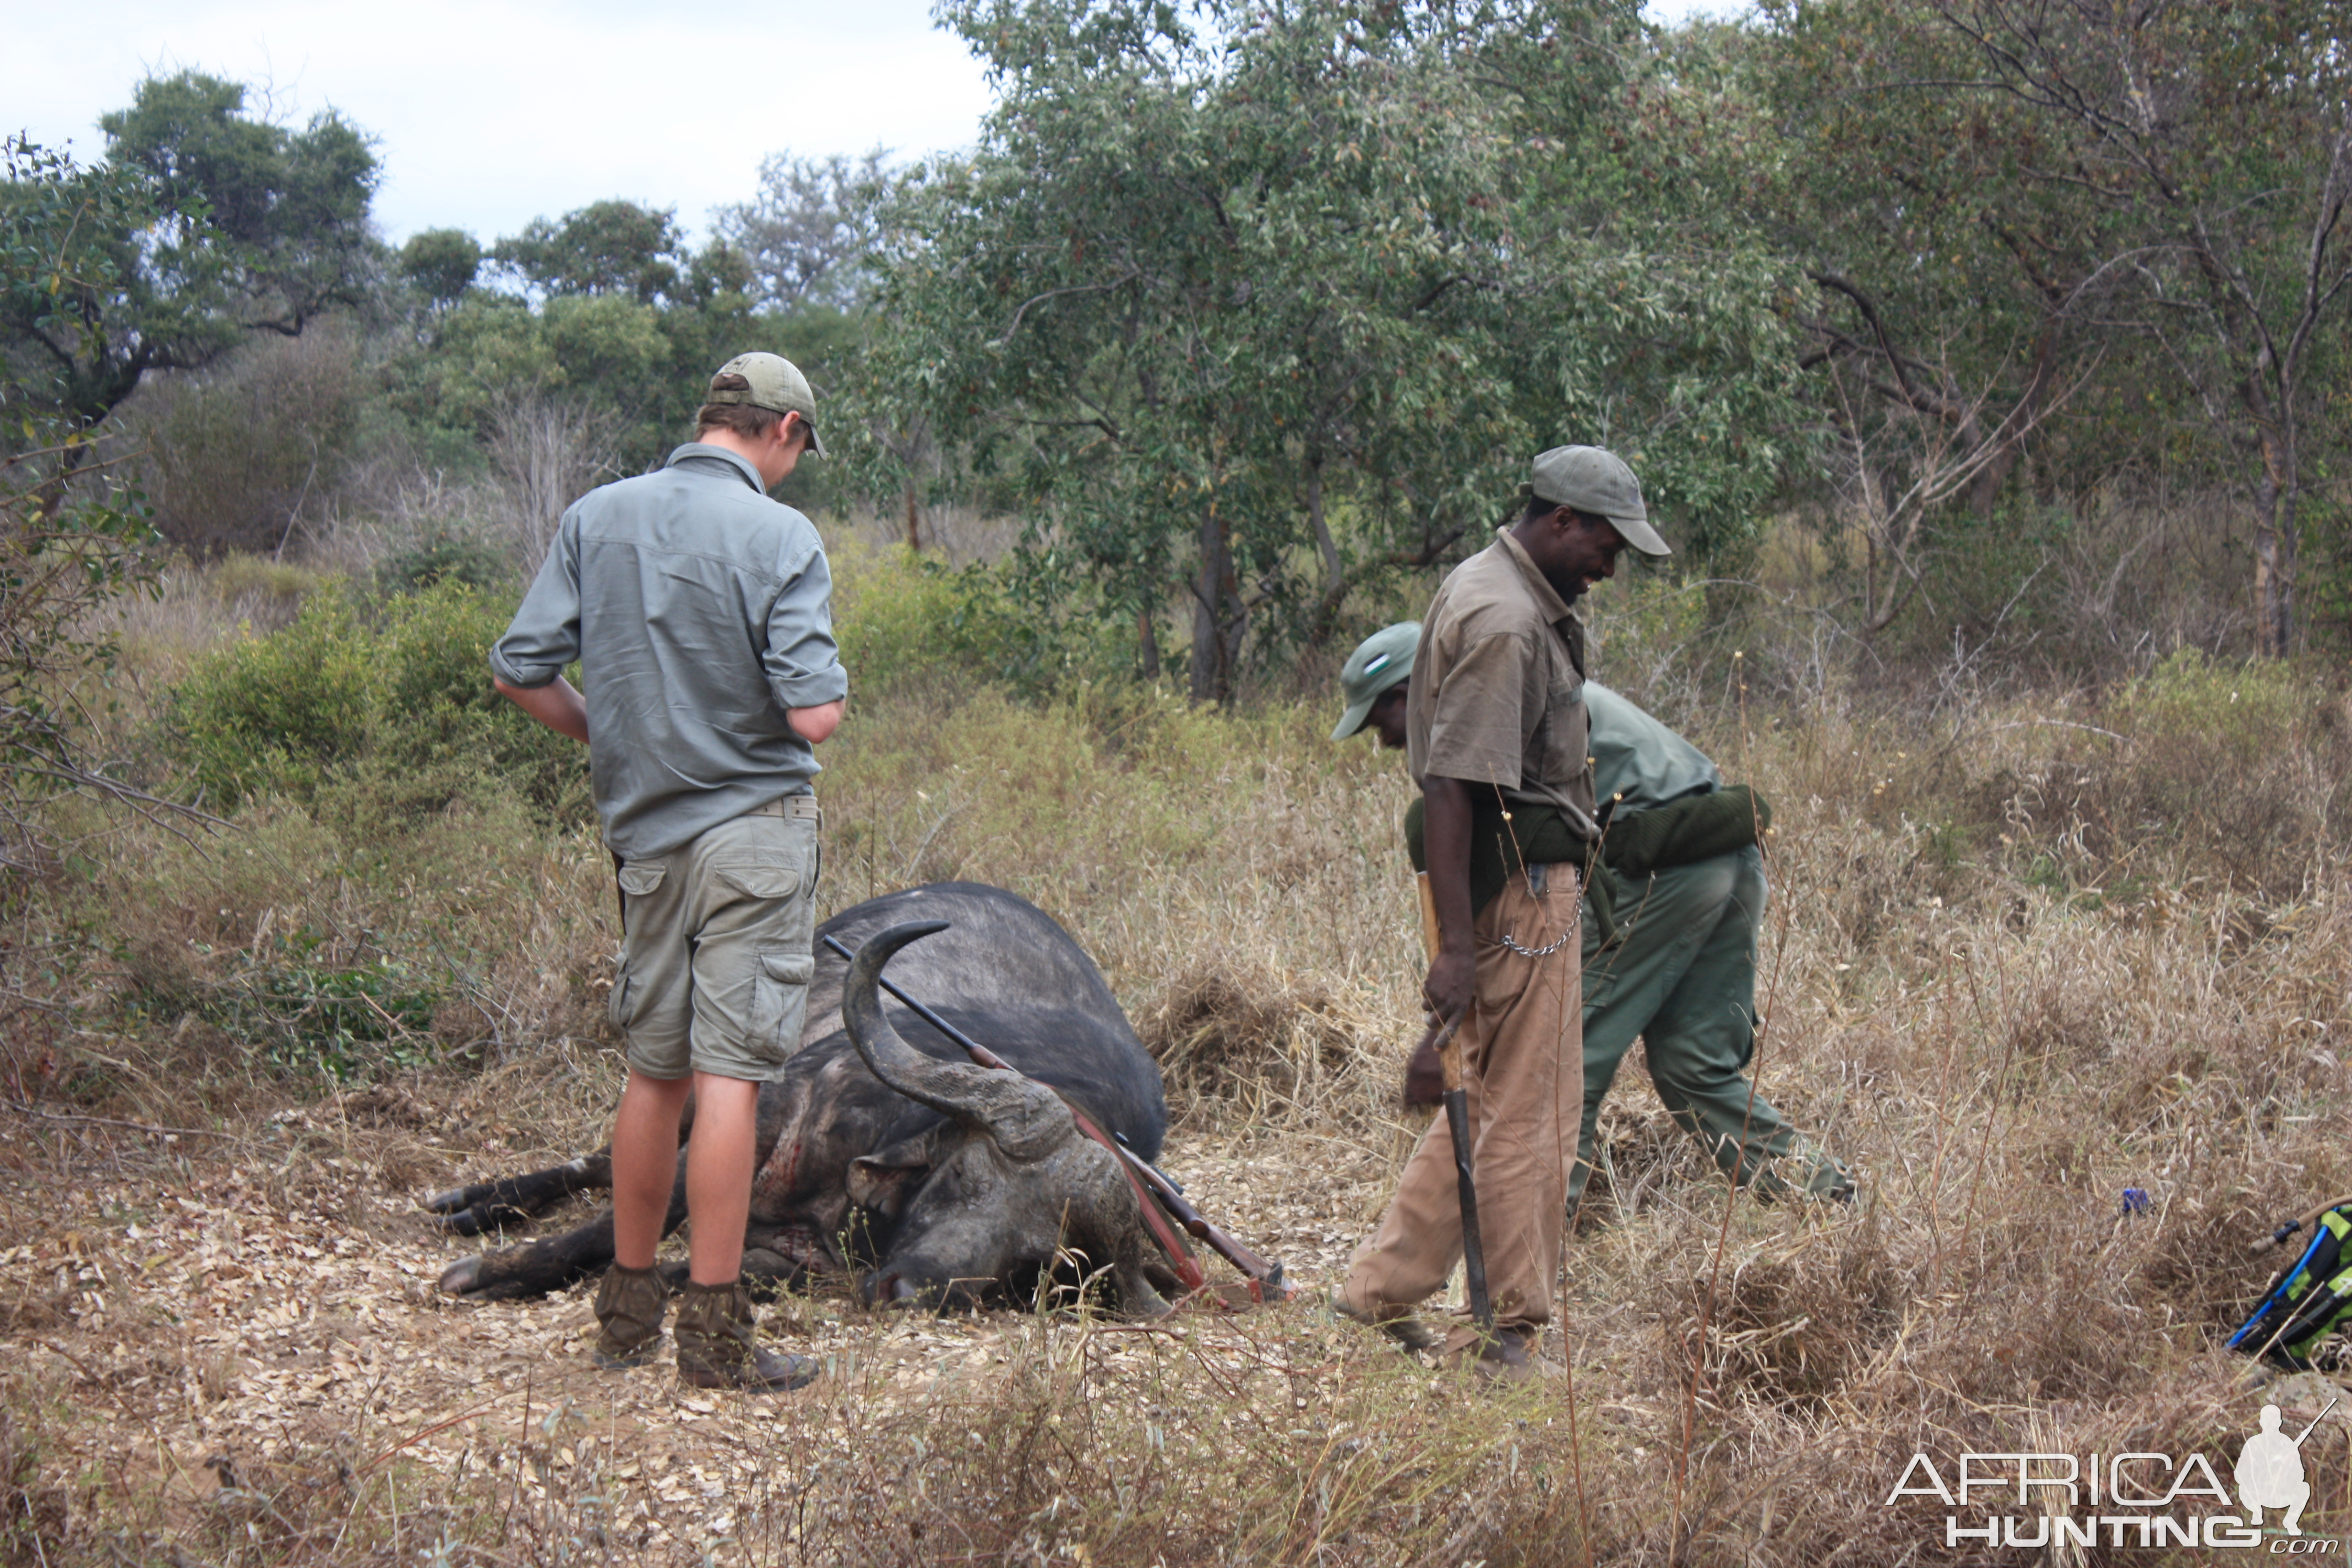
[1420,946,1476,1031]
[1402,1031,1443,1106]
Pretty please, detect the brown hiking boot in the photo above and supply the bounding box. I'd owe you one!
[1441,1323,1558,1385]
[591,1263,668,1369]
[673,1279,821,1393]
[1325,1284,1441,1352]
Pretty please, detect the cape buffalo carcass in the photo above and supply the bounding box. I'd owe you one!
[429,883,1175,1315]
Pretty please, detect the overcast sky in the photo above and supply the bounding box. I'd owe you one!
[6,0,1747,249]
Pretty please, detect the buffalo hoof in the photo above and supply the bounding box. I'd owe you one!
[426,1202,527,1237]
[422,1182,533,1236]
[437,1256,484,1295]
[858,1271,925,1309]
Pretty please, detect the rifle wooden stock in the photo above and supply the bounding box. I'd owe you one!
[1114,1141,1284,1292]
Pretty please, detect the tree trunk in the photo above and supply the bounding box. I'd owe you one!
[1305,451,1347,646]
[1966,319,2059,519]
[2252,431,2297,658]
[1137,606,1160,679]
[903,478,923,552]
[1189,502,1234,704]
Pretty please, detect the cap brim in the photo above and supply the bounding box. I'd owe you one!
[1610,514,1670,558]
[804,423,827,459]
[1330,697,1375,742]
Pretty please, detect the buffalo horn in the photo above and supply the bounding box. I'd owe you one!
[840,920,1070,1157]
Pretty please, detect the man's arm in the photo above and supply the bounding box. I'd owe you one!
[489,510,586,741]
[788,699,844,744]
[762,536,850,747]
[1420,772,1478,1022]
[494,676,590,744]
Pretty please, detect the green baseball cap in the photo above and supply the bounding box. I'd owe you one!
[1331,622,1420,740]
[1531,445,1668,558]
[705,352,826,458]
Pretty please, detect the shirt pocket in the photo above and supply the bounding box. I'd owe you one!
[1534,668,1589,788]
[748,950,817,1061]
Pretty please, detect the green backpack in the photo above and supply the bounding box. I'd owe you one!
[2230,1199,2352,1370]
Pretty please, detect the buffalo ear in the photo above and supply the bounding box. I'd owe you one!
[847,1127,948,1220]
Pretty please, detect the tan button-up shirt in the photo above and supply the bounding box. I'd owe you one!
[1404,528,1600,837]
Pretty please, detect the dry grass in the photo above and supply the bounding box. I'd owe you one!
[0,558,2346,1564]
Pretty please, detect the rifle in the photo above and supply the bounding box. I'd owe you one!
[1113,1131,1287,1300]
[1415,874,1494,1330]
[820,933,1287,1303]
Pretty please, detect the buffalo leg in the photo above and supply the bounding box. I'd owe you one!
[425,1152,613,1236]
[438,1156,686,1299]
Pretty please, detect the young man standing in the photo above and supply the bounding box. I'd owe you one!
[491,353,847,1392]
[1331,445,1666,1379]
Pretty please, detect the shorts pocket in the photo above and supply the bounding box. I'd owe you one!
[747,950,816,1060]
[607,956,638,1031]
[716,852,807,902]
[617,862,667,897]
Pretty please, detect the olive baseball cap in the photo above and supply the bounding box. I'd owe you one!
[705,352,826,458]
[1331,622,1420,740]
[1531,445,1668,558]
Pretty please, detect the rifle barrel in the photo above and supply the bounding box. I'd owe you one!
[822,933,1015,1071]
[1112,1131,1185,1194]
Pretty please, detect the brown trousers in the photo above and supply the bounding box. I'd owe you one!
[1343,867,1581,1332]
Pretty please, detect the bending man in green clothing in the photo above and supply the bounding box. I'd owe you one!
[1332,624,1853,1213]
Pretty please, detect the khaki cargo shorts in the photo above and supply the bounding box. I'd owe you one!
[608,797,821,1082]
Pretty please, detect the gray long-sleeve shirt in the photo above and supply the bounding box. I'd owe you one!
[489,443,849,860]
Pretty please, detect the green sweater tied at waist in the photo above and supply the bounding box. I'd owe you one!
[1404,785,1771,946]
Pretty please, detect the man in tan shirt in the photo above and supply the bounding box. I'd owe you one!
[1335,445,1668,1378]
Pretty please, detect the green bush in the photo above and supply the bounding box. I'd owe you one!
[374,530,511,594]
[168,579,590,826]
[140,328,363,559]
[2105,650,2345,890]
[171,590,374,804]
[832,540,1055,695]
[203,924,442,1079]
[2109,647,2310,772]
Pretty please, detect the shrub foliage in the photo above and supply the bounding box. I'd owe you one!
[168,580,590,827]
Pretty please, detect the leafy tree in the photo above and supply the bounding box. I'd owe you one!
[491,200,685,303]
[856,0,1805,699]
[0,135,167,466]
[0,138,186,878]
[395,200,811,478]
[0,73,379,446]
[1735,4,2113,634]
[715,150,891,313]
[398,227,483,308]
[1755,0,2352,657]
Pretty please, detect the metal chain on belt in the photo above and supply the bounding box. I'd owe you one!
[1495,927,1576,958]
[1491,859,1578,957]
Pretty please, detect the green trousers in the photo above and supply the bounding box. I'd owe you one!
[1569,845,1849,1211]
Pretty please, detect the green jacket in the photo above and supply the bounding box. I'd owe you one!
[1404,683,1770,942]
